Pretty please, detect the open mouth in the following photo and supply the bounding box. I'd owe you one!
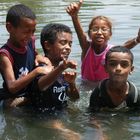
[63,55,69,59]
[62,53,69,58]
[96,37,104,42]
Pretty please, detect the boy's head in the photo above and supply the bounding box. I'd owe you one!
[105,46,134,65]
[6,4,36,48]
[41,23,72,53]
[105,46,134,81]
[6,4,36,27]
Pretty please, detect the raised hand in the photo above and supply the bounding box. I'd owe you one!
[61,58,77,70]
[35,54,52,66]
[66,0,83,17]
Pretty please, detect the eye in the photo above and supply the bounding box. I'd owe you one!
[90,27,98,32]
[69,41,72,47]
[102,28,110,32]
[90,27,110,33]
[60,40,67,45]
[108,61,118,67]
[120,61,130,68]
[108,60,131,68]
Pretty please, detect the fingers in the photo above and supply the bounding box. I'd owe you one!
[79,0,83,5]
[62,57,67,66]
[68,61,77,69]
[66,0,83,15]
[63,71,77,76]
[60,57,77,70]
[66,2,78,13]
[62,58,77,69]
[63,71,77,83]
[35,55,52,67]
[43,57,52,66]
[35,59,39,66]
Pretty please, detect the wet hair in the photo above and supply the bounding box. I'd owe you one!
[105,46,134,65]
[88,15,112,36]
[40,23,72,54]
[6,4,36,27]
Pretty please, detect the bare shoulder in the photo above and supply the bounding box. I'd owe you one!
[0,54,13,73]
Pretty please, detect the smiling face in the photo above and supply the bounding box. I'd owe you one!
[105,52,134,83]
[89,18,112,51]
[7,17,36,48]
[46,32,72,65]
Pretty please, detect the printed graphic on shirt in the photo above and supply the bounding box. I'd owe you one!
[18,67,29,78]
[53,86,68,103]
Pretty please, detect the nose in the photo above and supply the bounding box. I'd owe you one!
[115,64,122,72]
[26,29,35,40]
[96,28,102,34]
[65,43,71,52]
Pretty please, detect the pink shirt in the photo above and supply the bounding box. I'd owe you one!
[81,44,113,81]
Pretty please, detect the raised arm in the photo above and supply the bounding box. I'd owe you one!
[39,61,80,101]
[38,59,78,91]
[66,0,89,56]
[123,28,140,49]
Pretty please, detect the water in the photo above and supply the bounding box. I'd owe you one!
[0,0,140,140]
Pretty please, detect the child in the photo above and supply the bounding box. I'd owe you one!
[89,46,140,112]
[0,4,51,107]
[66,0,140,82]
[31,23,79,111]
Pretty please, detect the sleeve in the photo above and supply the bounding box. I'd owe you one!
[0,48,14,64]
[88,87,101,112]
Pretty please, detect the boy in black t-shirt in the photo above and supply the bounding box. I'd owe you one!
[31,23,79,111]
[89,46,140,112]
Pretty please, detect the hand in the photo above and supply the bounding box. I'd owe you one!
[5,97,29,107]
[63,71,77,83]
[66,0,83,17]
[35,64,54,75]
[61,59,77,70]
[35,54,52,66]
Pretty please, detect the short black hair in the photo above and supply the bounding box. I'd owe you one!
[105,46,134,65]
[6,4,36,27]
[40,23,72,54]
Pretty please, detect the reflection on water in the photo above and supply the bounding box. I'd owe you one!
[0,0,140,140]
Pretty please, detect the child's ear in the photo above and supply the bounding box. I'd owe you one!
[129,66,134,75]
[44,41,51,52]
[6,22,13,33]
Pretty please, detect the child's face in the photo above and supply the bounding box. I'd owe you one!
[105,52,134,83]
[47,32,72,64]
[7,17,36,48]
[89,19,112,46]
